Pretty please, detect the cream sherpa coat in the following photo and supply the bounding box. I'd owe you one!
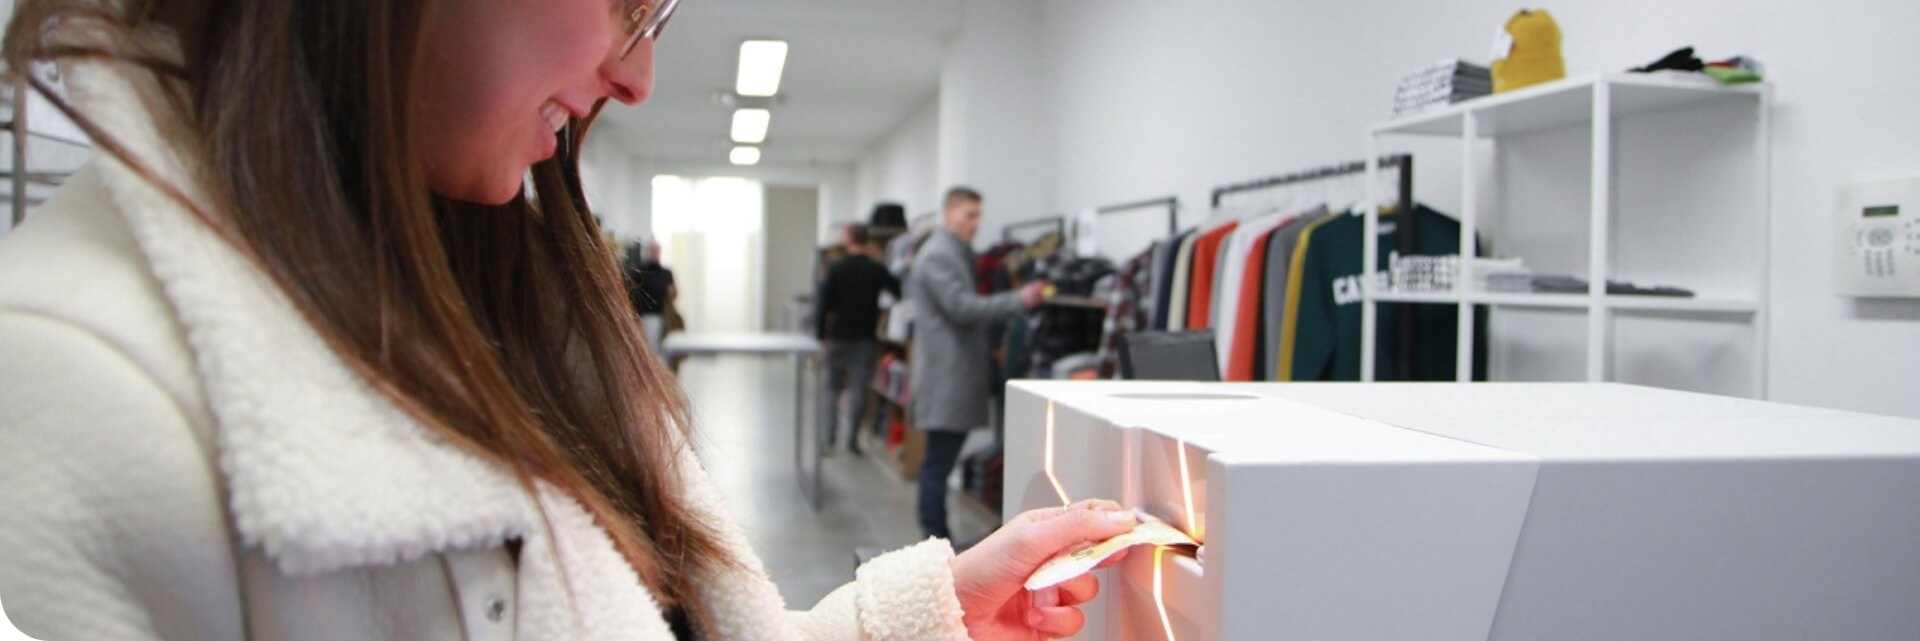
[0,35,972,641]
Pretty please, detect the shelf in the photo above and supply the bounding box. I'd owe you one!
[1044,295,1109,310]
[1366,289,1759,315]
[1606,295,1759,314]
[1363,290,1465,305]
[1373,73,1766,138]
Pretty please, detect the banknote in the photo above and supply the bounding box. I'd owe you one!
[1024,511,1198,591]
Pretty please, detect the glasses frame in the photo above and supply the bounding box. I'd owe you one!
[618,0,681,60]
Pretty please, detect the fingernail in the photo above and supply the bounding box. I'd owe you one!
[1026,609,1043,627]
[1106,511,1136,526]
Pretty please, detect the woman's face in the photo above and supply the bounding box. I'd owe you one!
[418,0,656,204]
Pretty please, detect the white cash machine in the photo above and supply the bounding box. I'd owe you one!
[1002,382,1920,641]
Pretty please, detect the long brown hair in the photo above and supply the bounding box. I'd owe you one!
[4,0,732,621]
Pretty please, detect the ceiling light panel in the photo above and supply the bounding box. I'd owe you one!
[736,40,789,98]
[730,146,762,166]
[731,108,770,144]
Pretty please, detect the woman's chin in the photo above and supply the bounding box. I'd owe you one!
[433,174,526,206]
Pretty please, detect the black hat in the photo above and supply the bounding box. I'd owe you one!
[869,203,908,229]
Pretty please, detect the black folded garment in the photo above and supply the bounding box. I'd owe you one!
[1632,46,1705,73]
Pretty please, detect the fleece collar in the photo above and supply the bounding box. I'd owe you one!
[58,37,804,641]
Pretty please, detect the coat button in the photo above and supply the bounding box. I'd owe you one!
[485,597,509,623]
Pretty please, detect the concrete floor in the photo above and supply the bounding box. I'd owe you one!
[679,354,998,609]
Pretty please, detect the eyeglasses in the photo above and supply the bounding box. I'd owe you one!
[618,0,681,60]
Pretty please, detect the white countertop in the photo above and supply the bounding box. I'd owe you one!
[661,332,821,357]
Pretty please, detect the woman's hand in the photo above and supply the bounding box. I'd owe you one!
[949,499,1138,639]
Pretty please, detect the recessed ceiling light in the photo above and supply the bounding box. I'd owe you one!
[736,40,789,98]
[730,146,762,166]
[731,108,770,144]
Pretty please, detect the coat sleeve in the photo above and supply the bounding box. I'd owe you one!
[814,261,838,339]
[912,245,1023,328]
[789,539,971,641]
[882,266,902,299]
[0,313,246,641]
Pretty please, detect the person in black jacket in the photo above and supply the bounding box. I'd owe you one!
[814,224,900,454]
[623,239,675,351]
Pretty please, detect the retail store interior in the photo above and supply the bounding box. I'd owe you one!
[3,0,1918,639]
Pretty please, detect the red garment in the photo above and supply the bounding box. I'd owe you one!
[1225,227,1279,381]
[1183,222,1238,329]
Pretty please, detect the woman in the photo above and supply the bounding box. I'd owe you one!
[0,1,1136,640]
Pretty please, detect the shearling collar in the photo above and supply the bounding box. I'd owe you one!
[57,35,806,641]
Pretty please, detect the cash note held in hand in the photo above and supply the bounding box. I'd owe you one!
[1025,511,1199,591]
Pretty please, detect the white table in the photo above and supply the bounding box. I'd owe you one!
[662,332,825,509]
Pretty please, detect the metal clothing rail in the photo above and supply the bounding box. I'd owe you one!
[1209,154,1414,210]
[1003,216,1066,243]
[1206,154,1419,381]
[1095,196,1180,237]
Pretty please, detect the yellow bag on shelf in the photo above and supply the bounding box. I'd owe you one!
[1492,9,1565,93]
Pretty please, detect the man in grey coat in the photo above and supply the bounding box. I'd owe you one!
[907,186,1045,540]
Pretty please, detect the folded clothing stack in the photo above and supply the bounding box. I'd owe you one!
[1630,46,1765,86]
[1394,59,1493,118]
[1487,273,1695,297]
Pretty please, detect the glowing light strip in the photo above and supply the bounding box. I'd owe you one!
[1044,401,1071,506]
[1153,547,1180,641]
[1167,441,1198,541]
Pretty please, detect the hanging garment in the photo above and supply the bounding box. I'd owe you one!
[1224,229,1276,381]
[1261,207,1330,380]
[1166,231,1201,331]
[1225,217,1301,381]
[1212,212,1294,370]
[975,243,1022,295]
[1281,205,1488,382]
[1006,231,1065,286]
[1183,222,1239,329]
[1027,257,1116,377]
[1096,249,1154,379]
[1208,229,1235,336]
[1148,234,1184,330]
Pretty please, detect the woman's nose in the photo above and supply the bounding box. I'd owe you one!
[604,37,656,105]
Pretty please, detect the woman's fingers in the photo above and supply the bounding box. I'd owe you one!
[1054,573,1100,606]
[1020,499,1126,525]
[1015,505,1137,564]
[1027,606,1087,638]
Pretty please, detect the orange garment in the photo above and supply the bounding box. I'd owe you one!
[1225,227,1278,381]
[1183,222,1238,329]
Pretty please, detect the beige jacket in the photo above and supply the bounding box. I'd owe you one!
[0,42,972,641]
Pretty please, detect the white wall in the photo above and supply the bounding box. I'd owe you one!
[1036,0,1920,417]
[850,0,1059,247]
[939,0,1056,245]
[855,97,943,222]
[581,137,649,241]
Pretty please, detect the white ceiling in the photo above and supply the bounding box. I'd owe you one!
[595,0,965,169]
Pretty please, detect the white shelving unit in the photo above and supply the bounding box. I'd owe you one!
[1360,72,1770,395]
[2,68,93,231]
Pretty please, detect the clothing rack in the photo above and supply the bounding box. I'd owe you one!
[1207,154,1419,379]
[1095,196,1179,237]
[1209,155,1413,210]
[1002,216,1066,244]
[1081,195,1178,262]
